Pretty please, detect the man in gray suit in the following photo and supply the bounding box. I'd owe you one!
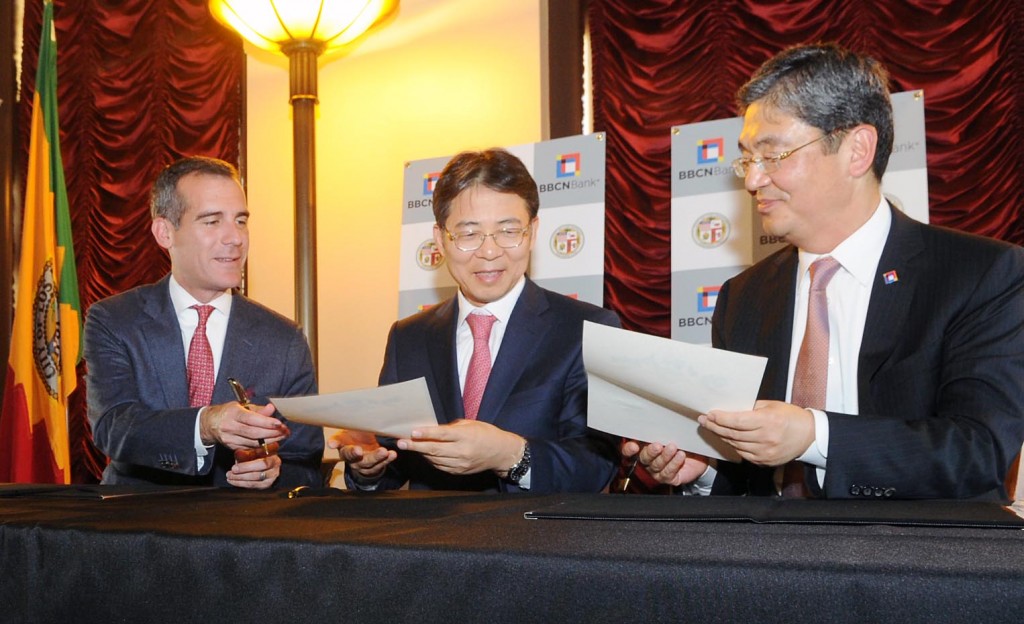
[627,43,1024,500]
[84,156,323,488]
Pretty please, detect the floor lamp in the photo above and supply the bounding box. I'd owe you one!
[209,0,397,370]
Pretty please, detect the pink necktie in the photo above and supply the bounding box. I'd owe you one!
[783,256,841,497]
[187,304,216,407]
[463,313,497,420]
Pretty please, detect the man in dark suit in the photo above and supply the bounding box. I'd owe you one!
[331,149,620,493]
[626,43,1024,500]
[84,156,323,489]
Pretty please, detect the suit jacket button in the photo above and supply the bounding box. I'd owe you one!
[850,485,861,496]
[873,487,884,497]
[884,488,895,498]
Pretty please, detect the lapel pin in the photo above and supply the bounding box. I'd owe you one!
[883,270,899,284]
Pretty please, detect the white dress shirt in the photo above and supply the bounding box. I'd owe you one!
[789,197,891,486]
[687,198,892,495]
[168,276,233,471]
[455,276,531,488]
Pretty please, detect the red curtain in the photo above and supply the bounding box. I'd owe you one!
[591,0,1024,337]
[14,0,1023,481]
[16,0,243,482]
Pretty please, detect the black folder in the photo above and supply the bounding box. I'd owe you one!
[524,494,1024,529]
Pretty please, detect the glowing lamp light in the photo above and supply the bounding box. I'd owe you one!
[209,0,396,56]
[208,0,397,369]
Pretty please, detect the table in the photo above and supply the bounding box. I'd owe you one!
[1,487,1022,623]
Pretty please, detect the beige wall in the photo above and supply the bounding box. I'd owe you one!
[245,1,544,395]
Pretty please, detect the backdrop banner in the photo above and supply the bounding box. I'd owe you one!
[398,134,607,319]
[670,91,928,344]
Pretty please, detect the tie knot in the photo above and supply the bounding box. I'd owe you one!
[809,256,841,292]
[191,304,214,328]
[466,313,496,341]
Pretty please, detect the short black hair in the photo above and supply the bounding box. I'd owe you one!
[432,148,539,226]
[150,156,240,227]
[736,42,894,180]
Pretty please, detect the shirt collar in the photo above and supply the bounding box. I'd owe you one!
[168,275,233,317]
[456,276,526,326]
[797,196,891,288]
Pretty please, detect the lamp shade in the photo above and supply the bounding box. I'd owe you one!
[209,0,397,56]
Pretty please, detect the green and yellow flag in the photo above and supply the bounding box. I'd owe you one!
[0,0,81,484]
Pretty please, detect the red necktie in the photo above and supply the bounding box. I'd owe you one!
[187,304,216,407]
[463,313,497,420]
[783,256,841,497]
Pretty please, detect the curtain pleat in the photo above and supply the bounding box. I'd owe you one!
[17,0,243,482]
[593,0,1024,337]
[15,0,1023,481]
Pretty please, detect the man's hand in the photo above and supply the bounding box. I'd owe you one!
[397,420,524,476]
[621,439,709,486]
[698,400,815,466]
[227,452,281,490]
[199,401,289,450]
[328,429,397,482]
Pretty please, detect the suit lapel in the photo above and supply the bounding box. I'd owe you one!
[758,249,799,400]
[425,298,462,424]
[140,277,189,407]
[476,280,549,424]
[858,207,924,396]
[218,295,261,403]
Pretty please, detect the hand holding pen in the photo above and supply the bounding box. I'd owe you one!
[227,378,285,462]
[194,378,287,488]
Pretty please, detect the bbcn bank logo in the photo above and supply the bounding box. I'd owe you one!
[540,152,599,193]
[679,284,719,329]
[423,171,441,194]
[678,136,733,180]
[407,171,440,210]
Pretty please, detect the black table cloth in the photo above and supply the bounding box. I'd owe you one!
[1,486,1022,623]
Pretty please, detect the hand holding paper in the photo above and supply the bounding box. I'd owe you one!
[582,321,767,462]
[329,429,397,483]
[271,377,438,439]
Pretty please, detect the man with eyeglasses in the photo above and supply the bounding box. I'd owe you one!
[625,42,1024,500]
[331,148,621,493]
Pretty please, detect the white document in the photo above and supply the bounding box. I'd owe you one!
[583,321,767,462]
[271,377,438,439]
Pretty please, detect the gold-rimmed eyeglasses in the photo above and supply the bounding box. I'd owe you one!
[443,226,531,252]
[731,133,831,178]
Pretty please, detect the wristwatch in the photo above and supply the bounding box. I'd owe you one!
[505,441,531,484]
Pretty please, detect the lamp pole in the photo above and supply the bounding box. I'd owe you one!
[209,0,398,373]
[284,41,322,370]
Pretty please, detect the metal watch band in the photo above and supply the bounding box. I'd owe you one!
[506,441,531,484]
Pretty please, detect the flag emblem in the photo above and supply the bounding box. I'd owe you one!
[416,240,445,271]
[692,213,730,248]
[550,225,584,258]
